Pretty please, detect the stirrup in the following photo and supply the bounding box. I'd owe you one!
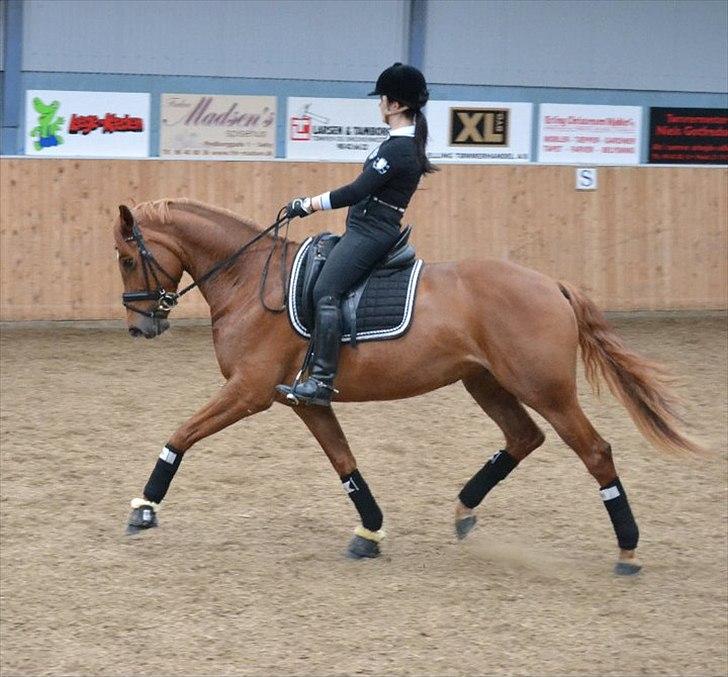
[275,383,300,404]
[275,366,303,403]
[275,378,338,406]
[275,367,306,404]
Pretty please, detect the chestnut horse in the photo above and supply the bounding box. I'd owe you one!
[113,198,699,574]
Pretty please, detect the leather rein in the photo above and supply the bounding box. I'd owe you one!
[121,208,291,319]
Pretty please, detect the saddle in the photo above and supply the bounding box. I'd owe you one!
[289,226,424,346]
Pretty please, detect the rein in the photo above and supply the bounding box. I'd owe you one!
[122,208,291,319]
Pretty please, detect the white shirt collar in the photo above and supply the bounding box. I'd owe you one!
[389,124,415,138]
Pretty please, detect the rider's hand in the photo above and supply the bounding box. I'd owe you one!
[285,197,313,219]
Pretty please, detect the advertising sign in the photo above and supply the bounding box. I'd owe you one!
[25,90,150,157]
[648,108,728,165]
[286,98,388,162]
[425,100,532,163]
[160,94,276,159]
[538,104,641,165]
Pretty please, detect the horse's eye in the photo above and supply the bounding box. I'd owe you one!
[121,258,135,270]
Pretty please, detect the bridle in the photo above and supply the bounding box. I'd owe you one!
[121,208,290,320]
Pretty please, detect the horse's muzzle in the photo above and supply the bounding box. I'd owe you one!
[129,318,170,339]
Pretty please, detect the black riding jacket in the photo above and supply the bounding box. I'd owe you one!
[327,131,423,233]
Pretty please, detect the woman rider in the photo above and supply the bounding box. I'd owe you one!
[276,63,437,406]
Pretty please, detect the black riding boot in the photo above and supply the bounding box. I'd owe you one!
[277,296,342,406]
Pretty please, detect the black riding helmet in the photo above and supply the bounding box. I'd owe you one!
[368,63,429,111]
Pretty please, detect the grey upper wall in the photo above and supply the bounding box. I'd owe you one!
[19,0,728,93]
[425,0,728,92]
[0,0,5,71]
[23,0,409,80]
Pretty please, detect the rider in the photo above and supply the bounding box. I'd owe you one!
[277,62,437,406]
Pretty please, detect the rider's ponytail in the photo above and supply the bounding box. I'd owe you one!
[413,109,438,175]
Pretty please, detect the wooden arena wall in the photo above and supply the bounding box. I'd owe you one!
[1,158,726,320]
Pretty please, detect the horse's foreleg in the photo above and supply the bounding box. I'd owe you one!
[293,405,384,559]
[126,379,273,534]
[456,371,545,539]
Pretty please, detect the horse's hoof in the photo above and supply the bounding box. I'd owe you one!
[125,522,156,535]
[614,560,642,576]
[125,504,158,535]
[346,534,381,559]
[455,515,477,540]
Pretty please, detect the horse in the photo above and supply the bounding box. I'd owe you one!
[113,197,701,574]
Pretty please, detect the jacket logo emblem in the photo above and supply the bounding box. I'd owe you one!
[373,157,390,174]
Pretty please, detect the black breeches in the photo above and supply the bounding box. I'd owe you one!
[313,226,400,307]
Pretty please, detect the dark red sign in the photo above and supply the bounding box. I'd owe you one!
[649,107,728,165]
[69,113,144,135]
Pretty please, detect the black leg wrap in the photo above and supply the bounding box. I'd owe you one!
[143,444,184,504]
[600,477,639,550]
[341,469,383,532]
[458,450,519,509]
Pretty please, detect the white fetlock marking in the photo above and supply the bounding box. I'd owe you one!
[130,497,159,511]
[354,525,386,543]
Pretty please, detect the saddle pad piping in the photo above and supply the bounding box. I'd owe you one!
[288,237,313,336]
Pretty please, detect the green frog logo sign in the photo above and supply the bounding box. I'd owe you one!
[29,97,64,150]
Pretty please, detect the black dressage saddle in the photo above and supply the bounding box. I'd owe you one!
[290,225,423,346]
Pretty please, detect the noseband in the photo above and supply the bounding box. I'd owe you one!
[121,209,289,320]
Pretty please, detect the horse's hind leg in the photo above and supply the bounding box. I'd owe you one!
[292,405,385,559]
[537,394,641,575]
[456,370,545,538]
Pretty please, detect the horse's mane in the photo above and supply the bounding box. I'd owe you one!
[133,198,261,231]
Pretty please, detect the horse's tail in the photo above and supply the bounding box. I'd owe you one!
[557,281,704,456]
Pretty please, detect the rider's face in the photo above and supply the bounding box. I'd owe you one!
[379,96,388,123]
[379,96,405,124]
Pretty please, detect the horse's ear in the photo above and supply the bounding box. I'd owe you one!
[118,205,135,238]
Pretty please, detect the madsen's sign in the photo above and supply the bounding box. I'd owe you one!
[25,90,150,157]
[160,94,276,159]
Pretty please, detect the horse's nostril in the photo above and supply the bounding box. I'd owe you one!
[129,327,143,337]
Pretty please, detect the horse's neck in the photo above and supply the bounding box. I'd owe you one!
[164,204,271,309]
